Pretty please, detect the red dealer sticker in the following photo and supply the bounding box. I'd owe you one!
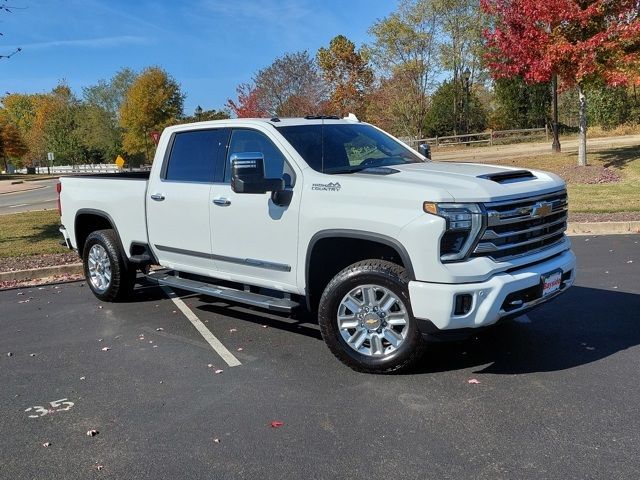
[541,270,563,297]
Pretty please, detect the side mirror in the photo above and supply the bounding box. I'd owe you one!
[418,143,431,160]
[230,152,284,194]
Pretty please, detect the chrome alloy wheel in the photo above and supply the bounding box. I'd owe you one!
[337,284,409,357]
[87,244,112,293]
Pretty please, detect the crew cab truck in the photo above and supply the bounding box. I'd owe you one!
[58,116,576,373]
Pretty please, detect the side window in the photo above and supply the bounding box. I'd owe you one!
[225,129,294,186]
[164,129,225,182]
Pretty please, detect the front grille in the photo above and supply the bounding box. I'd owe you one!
[473,190,568,261]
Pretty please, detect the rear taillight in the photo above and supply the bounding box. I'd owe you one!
[56,182,62,215]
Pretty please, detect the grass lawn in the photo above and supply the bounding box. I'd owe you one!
[490,145,640,214]
[0,209,67,258]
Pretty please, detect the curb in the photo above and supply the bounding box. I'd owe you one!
[0,263,83,283]
[566,221,640,236]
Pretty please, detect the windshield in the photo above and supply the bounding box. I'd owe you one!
[276,123,424,174]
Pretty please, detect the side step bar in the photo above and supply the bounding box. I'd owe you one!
[147,271,299,313]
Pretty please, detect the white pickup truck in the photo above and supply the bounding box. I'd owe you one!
[58,116,575,373]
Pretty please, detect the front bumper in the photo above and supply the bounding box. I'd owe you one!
[408,249,576,331]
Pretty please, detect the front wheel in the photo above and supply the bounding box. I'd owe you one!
[83,229,136,302]
[318,260,424,373]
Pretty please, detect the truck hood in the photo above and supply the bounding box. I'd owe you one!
[350,161,566,203]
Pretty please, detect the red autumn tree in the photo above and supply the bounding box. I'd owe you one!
[481,0,640,166]
[226,83,267,118]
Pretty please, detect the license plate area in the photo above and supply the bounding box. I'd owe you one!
[541,269,563,298]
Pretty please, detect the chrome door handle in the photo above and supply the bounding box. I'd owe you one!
[150,193,165,201]
[213,197,231,206]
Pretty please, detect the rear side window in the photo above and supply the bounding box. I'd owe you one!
[164,129,226,182]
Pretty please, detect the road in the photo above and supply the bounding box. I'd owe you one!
[0,235,639,479]
[0,179,58,215]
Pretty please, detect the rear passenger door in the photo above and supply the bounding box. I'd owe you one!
[147,128,229,275]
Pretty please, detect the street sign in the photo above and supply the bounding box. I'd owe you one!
[47,152,54,161]
[115,155,125,169]
[149,131,160,145]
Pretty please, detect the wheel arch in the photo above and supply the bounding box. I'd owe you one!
[305,229,415,312]
[74,208,127,260]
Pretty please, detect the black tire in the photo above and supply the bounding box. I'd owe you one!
[83,229,136,302]
[318,260,425,373]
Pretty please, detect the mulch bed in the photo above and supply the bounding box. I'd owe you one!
[556,165,621,184]
[0,252,80,273]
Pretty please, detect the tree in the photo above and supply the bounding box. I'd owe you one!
[182,108,230,123]
[83,68,136,118]
[43,85,84,165]
[226,83,268,118]
[368,0,440,138]
[433,0,488,134]
[252,51,327,117]
[81,68,136,162]
[0,121,28,171]
[119,67,184,160]
[317,35,374,118]
[424,80,487,136]
[482,0,640,166]
[492,77,551,130]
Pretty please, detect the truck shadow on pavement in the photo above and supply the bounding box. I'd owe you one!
[412,286,640,375]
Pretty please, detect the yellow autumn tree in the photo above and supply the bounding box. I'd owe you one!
[119,67,184,160]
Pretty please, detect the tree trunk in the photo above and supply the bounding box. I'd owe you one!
[551,74,561,153]
[577,84,587,166]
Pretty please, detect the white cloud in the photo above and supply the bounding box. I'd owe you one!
[6,35,151,51]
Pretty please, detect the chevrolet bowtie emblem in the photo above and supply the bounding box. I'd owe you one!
[530,201,553,218]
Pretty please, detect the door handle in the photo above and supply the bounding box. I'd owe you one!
[213,197,231,206]
[150,193,165,201]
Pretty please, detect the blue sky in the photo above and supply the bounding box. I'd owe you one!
[1,0,397,114]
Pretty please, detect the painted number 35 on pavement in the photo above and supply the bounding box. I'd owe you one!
[25,398,75,418]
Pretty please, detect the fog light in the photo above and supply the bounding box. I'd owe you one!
[454,294,473,316]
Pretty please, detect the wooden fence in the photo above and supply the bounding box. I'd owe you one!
[405,126,548,149]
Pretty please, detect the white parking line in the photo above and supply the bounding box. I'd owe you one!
[161,286,242,367]
[9,204,28,208]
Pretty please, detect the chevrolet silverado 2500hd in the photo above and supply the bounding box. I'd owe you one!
[58,116,576,373]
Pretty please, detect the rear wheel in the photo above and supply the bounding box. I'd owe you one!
[318,260,424,373]
[83,229,136,302]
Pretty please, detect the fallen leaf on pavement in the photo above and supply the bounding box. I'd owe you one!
[42,442,51,447]
[7,352,12,357]
[270,421,284,428]
[213,438,220,444]
[80,376,86,380]
[86,429,99,437]
[101,347,110,352]
[156,327,164,331]
[237,347,243,352]
[229,328,237,333]
[214,369,223,374]
[467,378,481,384]
[29,353,36,357]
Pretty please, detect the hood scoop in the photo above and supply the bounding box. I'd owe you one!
[478,169,536,184]
[358,167,400,175]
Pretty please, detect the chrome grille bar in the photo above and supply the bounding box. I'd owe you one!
[474,189,569,261]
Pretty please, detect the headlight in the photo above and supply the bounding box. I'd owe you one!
[423,202,484,262]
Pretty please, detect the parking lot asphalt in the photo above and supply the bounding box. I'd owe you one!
[1,235,639,479]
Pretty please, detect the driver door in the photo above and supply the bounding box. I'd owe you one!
[209,128,301,290]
